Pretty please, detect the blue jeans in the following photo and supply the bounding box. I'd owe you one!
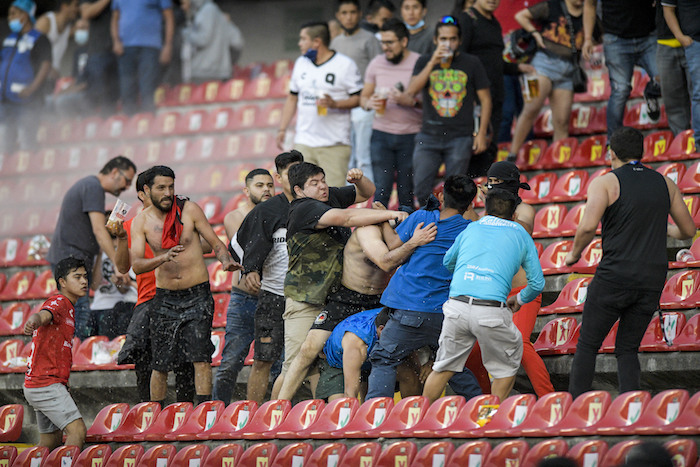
[117,46,161,115]
[603,33,658,138]
[367,309,482,400]
[412,132,473,206]
[684,40,700,142]
[350,107,376,183]
[657,43,691,136]
[85,51,119,116]
[212,290,258,405]
[370,130,416,208]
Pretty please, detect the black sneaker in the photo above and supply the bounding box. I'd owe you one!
[644,80,662,122]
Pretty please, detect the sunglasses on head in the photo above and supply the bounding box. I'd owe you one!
[440,15,457,24]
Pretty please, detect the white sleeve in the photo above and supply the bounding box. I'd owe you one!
[289,56,304,94]
[341,58,364,95]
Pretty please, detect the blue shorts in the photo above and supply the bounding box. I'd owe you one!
[531,51,576,91]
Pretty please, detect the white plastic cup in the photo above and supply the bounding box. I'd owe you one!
[106,199,132,229]
[676,248,694,263]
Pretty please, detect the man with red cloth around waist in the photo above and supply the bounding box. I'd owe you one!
[129,165,241,407]
[23,257,89,450]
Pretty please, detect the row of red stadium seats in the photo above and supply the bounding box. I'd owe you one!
[6,437,696,467]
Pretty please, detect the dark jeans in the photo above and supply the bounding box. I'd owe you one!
[568,277,662,398]
[370,130,416,208]
[85,51,119,116]
[412,132,473,206]
[499,74,525,143]
[117,46,161,115]
[367,309,482,400]
[657,43,691,136]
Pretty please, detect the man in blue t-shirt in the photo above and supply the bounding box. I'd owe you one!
[317,308,389,400]
[423,189,544,403]
[366,175,482,399]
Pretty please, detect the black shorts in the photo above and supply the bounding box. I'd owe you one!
[311,285,382,332]
[117,300,151,365]
[253,290,285,362]
[149,282,215,372]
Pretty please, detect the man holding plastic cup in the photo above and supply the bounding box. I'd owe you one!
[47,155,137,339]
[406,15,492,206]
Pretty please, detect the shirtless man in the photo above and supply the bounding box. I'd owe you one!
[130,165,240,406]
[277,205,437,400]
[212,168,274,404]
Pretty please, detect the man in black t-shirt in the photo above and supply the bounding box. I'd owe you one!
[406,16,491,206]
[583,0,661,139]
[271,162,407,399]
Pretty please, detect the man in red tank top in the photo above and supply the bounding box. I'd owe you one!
[23,257,88,450]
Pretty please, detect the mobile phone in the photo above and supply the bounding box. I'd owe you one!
[394,82,404,92]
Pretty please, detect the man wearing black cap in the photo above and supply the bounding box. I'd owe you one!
[469,160,555,397]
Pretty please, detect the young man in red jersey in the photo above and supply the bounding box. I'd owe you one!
[23,257,88,450]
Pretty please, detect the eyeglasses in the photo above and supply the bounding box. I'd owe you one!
[118,169,133,186]
[381,39,398,46]
[440,15,457,24]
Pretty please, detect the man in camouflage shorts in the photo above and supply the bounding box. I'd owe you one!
[271,162,407,398]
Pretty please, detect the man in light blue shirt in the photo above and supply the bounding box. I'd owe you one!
[423,188,544,403]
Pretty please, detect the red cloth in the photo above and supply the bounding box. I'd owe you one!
[161,197,186,250]
[24,294,75,388]
[495,0,532,33]
[124,219,156,306]
[465,285,555,397]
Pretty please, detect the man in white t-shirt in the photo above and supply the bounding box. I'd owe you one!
[276,21,363,188]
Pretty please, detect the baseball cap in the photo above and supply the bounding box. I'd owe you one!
[11,0,36,24]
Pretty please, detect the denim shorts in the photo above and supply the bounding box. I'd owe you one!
[531,51,576,91]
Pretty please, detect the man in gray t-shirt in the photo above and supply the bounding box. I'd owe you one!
[331,0,382,184]
[47,155,136,338]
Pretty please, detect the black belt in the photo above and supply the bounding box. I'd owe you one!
[452,295,505,308]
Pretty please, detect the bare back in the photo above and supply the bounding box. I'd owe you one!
[342,229,391,296]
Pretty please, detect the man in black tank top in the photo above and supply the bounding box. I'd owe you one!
[565,127,695,398]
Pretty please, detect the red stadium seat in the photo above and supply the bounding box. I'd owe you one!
[171,444,210,467]
[213,293,230,329]
[447,441,491,467]
[521,172,557,205]
[549,170,589,202]
[98,115,129,140]
[202,444,245,467]
[0,404,23,442]
[481,394,537,438]
[307,443,347,467]
[297,397,359,439]
[484,440,528,467]
[140,402,194,441]
[643,130,674,162]
[44,446,80,467]
[236,104,259,130]
[268,59,293,79]
[566,440,608,467]
[271,442,313,467]
[332,396,394,438]
[86,403,130,443]
[208,263,233,293]
[35,147,63,174]
[268,399,326,439]
[153,111,181,137]
[197,196,223,223]
[238,443,278,467]
[669,237,700,268]
[600,321,619,353]
[554,390,613,436]
[191,80,222,105]
[410,442,454,467]
[203,107,237,133]
[72,336,119,371]
[154,84,170,106]
[535,138,579,170]
[256,102,285,129]
[576,72,610,102]
[15,236,50,267]
[240,399,292,440]
[595,390,651,436]
[515,139,548,169]
[659,270,700,309]
[522,440,568,467]
[408,395,466,438]
[107,402,162,442]
[211,331,225,366]
[632,389,689,435]
[217,78,247,102]
[679,161,700,194]
[25,269,57,300]
[200,165,229,193]
[201,400,258,440]
[366,396,429,438]
[532,204,567,238]
[673,391,700,435]
[600,440,642,467]
[338,442,381,467]
[441,394,501,437]
[375,441,417,467]
[242,75,274,100]
[105,444,144,467]
[533,317,580,356]
[639,312,686,351]
[124,112,155,139]
[624,101,658,130]
[74,117,101,142]
[665,439,698,467]
[0,446,17,466]
[510,392,573,437]
[163,400,225,441]
[674,314,700,351]
[13,446,49,467]
[555,203,596,238]
[0,270,35,301]
[169,83,195,106]
[569,105,596,135]
[0,302,30,336]
[539,240,574,275]
[570,238,603,274]
[177,109,209,135]
[140,444,177,467]
[0,339,28,373]
[657,162,687,185]
[540,278,591,315]
[533,108,553,139]
[666,129,698,160]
